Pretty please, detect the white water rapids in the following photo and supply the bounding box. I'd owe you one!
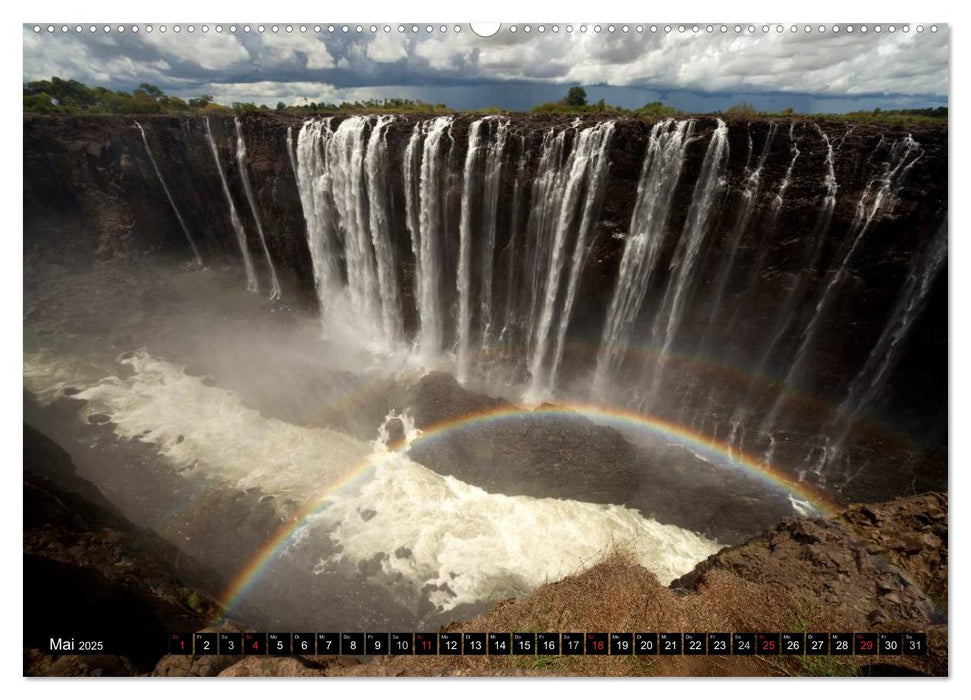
[24,349,720,612]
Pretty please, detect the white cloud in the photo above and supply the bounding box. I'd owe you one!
[258,32,334,70]
[22,24,949,101]
[414,35,476,70]
[406,28,949,96]
[192,81,397,107]
[367,32,409,63]
[139,31,249,70]
[22,30,179,85]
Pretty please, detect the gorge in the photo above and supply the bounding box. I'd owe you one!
[23,112,947,631]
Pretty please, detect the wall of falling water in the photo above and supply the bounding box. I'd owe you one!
[42,114,945,498]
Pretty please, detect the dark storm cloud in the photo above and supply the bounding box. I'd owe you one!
[22,24,948,110]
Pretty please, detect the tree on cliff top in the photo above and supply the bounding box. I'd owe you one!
[564,86,588,107]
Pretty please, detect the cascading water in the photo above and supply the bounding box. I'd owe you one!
[403,124,424,317]
[457,117,512,383]
[414,117,453,357]
[134,121,203,266]
[291,115,941,495]
[24,110,948,640]
[818,221,947,473]
[327,117,383,341]
[525,121,614,401]
[761,133,923,434]
[522,129,570,367]
[771,122,801,214]
[364,115,404,346]
[295,116,405,349]
[641,119,730,405]
[295,118,342,331]
[592,119,693,396]
[234,117,281,300]
[702,122,776,336]
[286,126,298,177]
[456,119,486,382]
[490,139,530,383]
[205,118,257,292]
[750,124,838,383]
[479,119,509,348]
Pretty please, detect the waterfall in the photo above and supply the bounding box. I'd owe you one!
[205,118,257,292]
[403,124,423,331]
[771,122,801,213]
[548,121,615,390]
[820,221,946,469]
[234,117,281,300]
[592,119,693,395]
[642,120,730,404]
[286,126,298,177]
[295,116,404,347]
[480,119,510,348]
[525,121,615,400]
[295,118,342,330]
[492,139,530,379]
[730,121,804,331]
[523,129,570,366]
[134,121,202,266]
[414,117,453,357]
[327,117,381,338]
[761,133,923,432]
[456,119,486,382]
[456,117,511,383]
[231,113,938,482]
[815,125,841,234]
[703,122,776,332]
[750,125,837,382]
[364,115,404,345]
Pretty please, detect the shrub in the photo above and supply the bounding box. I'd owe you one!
[724,101,759,119]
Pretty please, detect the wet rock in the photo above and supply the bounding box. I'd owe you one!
[384,417,405,446]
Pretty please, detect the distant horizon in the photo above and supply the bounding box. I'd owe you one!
[23,76,949,120]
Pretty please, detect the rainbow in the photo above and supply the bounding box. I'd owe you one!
[215,401,843,617]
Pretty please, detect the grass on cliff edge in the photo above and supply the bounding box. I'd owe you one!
[332,550,873,678]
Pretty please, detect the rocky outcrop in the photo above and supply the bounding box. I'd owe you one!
[23,424,226,675]
[671,493,948,628]
[335,492,948,677]
[166,491,945,677]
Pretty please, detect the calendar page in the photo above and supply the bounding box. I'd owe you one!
[22,16,948,679]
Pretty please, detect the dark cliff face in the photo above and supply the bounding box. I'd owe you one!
[23,113,946,310]
[24,114,316,307]
[23,113,948,499]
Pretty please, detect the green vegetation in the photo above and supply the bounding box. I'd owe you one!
[732,104,947,125]
[831,106,948,125]
[565,86,588,107]
[634,100,680,117]
[531,86,640,116]
[23,77,451,116]
[23,78,191,115]
[723,101,759,119]
[23,77,946,125]
[280,97,450,116]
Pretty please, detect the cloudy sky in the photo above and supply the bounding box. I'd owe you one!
[22,23,949,112]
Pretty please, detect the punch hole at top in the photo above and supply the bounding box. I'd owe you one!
[471,23,501,37]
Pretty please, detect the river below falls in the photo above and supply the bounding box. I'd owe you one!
[21,259,922,630]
